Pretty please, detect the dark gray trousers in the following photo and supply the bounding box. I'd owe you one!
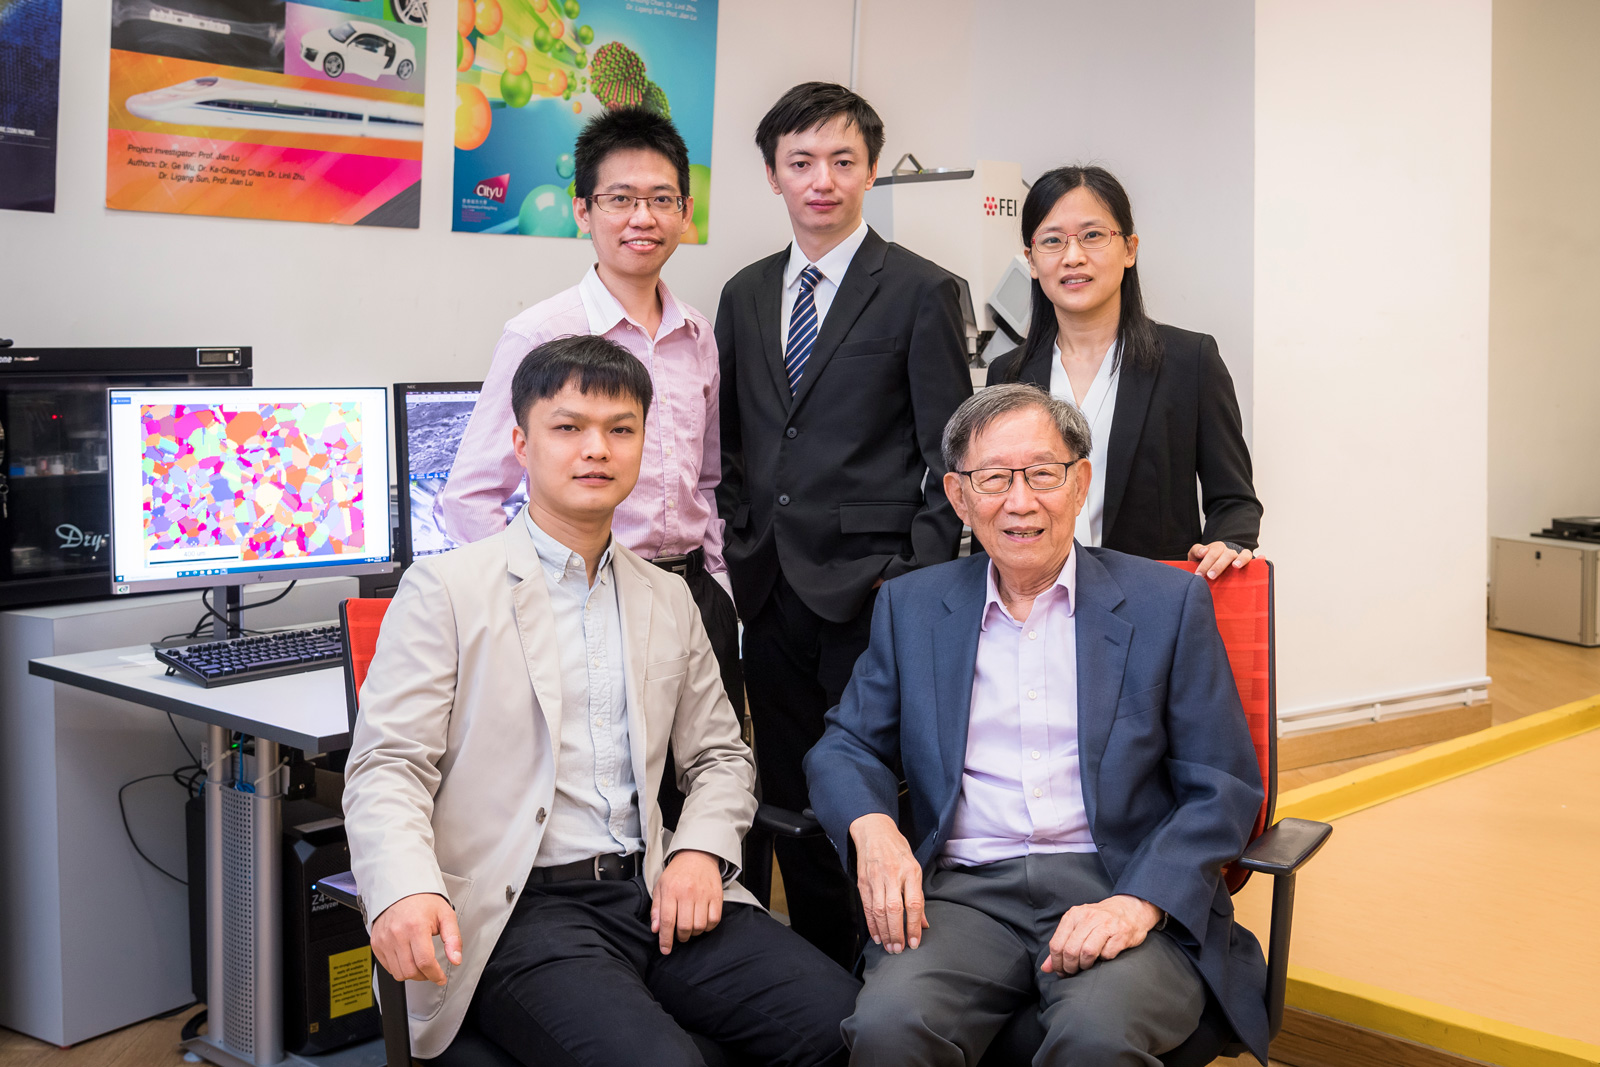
[844,853,1205,1067]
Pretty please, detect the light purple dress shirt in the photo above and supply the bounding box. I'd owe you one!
[940,547,1097,868]
[440,267,727,581]
[523,513,643,865]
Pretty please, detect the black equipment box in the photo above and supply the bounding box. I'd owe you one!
[1533,516,1600,544]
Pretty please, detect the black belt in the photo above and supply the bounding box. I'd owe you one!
[650,547,704,579]
[528,852,641,884]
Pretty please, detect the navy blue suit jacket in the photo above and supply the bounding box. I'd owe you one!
[804,547,1270,1060]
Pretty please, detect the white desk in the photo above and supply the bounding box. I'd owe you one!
[29,646,352,753]
[29,643,379,1067]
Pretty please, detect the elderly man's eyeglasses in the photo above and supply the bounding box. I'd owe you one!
[587,193,687,215]
[957,458,1085,495]
[1030,229,1125,255]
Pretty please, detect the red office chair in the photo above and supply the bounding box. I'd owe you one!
[318,598,769,1066]
[977,558,1332,1066]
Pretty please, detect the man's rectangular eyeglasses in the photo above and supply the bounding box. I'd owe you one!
[956,458,1085,494]
[588,193,687,215]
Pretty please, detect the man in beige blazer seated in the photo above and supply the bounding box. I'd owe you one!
[343,335,858,1066]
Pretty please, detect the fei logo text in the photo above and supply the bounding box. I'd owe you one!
[984,195,1017,218]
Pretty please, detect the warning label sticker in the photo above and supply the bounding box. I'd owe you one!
[328,945,375,1018]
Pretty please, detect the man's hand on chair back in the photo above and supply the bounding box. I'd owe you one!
[371,892,463,986]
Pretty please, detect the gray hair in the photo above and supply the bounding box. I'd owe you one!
[940,383,1092,471]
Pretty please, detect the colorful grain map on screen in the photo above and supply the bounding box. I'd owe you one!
[140,401,367,564]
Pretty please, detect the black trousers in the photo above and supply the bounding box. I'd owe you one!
[470,875,859,1067]
[741,571,876,968]
[658,561,745,830]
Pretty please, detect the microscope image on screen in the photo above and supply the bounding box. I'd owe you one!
[399,385,524,562]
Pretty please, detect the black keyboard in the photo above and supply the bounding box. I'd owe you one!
[155,626,345,688]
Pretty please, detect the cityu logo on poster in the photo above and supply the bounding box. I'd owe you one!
[984,194,1017,218]
[474,174,510,204]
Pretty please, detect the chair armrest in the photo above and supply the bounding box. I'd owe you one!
[752,804,824,839]
[315,870,361,911]
[1236,817,1332,877]
[1233,818,1333,1041]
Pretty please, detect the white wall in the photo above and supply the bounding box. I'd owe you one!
[856,0,1256,433]
[1488,0,1600,540]
[3,0,1500,722]
[0,0,854,390]
[1253,0,1492,716]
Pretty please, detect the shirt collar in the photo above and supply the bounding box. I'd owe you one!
[783,218,870,291]
[525,509,613,586]
[1050,337,1122,378]
[577,264,691,340]
[982,543,1078,630]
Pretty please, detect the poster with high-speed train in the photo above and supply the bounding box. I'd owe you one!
[106,0,427,225]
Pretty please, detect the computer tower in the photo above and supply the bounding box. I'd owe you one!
[282,803,382,1054]
[186,797,382,1053]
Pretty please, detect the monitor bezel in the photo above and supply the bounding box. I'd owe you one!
[393,380,484,568]
[106,385,397,596]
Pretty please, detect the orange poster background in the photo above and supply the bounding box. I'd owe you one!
[106,49,422,224]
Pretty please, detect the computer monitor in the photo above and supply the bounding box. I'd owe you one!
[106,386,395,595]
[987,252,1033,341]
[394,382,524,565]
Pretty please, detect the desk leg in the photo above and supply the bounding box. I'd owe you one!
[206,725,228,1052]
[252,739,284,1067]
[196,732,286,1067]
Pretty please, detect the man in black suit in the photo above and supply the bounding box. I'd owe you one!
[715,82,972,966]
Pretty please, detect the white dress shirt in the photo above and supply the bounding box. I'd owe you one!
[778,219,871,349]
[941,548,1095,868]
[1048,340,1121,546]
[525,512,644,865]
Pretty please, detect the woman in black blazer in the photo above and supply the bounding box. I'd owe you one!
[986,165,1261,577]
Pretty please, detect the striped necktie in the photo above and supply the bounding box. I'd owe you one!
[784,264,824,395]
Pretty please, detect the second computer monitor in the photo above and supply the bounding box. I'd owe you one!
[394,382,525,564]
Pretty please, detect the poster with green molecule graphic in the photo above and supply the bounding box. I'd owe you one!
[451,0,715,239]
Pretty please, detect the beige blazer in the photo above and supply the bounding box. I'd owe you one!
[342,511,758,1058]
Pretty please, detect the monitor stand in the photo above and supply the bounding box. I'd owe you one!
[212,584,243,641]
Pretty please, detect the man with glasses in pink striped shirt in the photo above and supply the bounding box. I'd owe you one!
[443,110,740,765]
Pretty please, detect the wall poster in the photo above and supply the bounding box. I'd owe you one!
[451,0,716,240]
[106,0,428,226]
[0,0,63,213]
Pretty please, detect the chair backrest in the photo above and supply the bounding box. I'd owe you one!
[1160,558,1275,892]
[339,597,393,731]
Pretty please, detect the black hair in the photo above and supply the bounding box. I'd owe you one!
[755,81,886,170]
[572,107,690,202]
[1001,165,1163,381]
[511,335,653,428]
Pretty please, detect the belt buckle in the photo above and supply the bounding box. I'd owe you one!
[655,554,690,576]
[593,855,604,880]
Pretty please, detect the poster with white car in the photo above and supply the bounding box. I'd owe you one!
[106,0,427,225]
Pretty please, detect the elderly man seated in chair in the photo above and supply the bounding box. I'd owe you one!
[804,384,1270,1066]
[344,335,858,1067]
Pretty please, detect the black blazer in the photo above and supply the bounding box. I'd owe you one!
[986,323,1261,558]
[715,228,973,624]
